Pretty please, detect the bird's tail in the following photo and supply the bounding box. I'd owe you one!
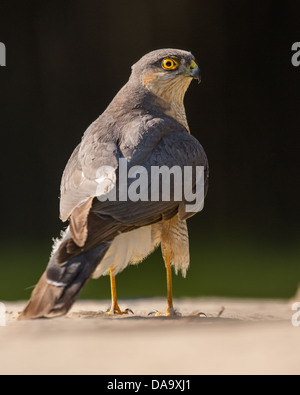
[19,234,110,320]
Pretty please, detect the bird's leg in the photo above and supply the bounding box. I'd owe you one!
[149,251,178,317]
[106,267,133,315]
[163,252,177,316]
[109,267,122,314]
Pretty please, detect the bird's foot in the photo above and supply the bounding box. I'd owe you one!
[189,312,207,318]
[148,309,207,318]
[148,307,181,317]
[106,304,134,315]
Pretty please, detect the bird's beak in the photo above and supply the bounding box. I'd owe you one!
[187,60,201,83]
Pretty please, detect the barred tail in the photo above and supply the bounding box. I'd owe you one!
[19,242,110,319]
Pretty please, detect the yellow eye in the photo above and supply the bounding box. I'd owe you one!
[161,58,179,71]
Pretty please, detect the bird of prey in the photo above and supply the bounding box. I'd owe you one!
[19,48,209,319]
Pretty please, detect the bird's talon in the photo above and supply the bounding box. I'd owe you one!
[189,311,207,317]
[125,308,134,315]
[148,309,160,316]
[106,306,133,315]
[148,308,180,317]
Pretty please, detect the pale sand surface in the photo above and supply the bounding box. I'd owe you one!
[0,298,299,375]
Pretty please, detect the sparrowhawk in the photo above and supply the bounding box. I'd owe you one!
[20,48,209,319]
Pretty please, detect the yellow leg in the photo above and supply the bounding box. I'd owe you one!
[106,267,133,315]
[164,252,176,316]
[149,252,177,317]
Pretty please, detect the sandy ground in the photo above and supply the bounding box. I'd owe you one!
[0,298,299,375]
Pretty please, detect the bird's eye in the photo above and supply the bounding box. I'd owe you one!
[161,58,179,71]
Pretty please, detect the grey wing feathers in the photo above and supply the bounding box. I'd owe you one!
[58,116,165,223]
[92,130,208,225]
[60,142,119,222]
[58,116,208,257]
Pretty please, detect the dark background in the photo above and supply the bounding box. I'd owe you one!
[0,0,299,301]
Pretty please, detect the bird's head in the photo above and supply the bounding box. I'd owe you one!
[130,49,201,104]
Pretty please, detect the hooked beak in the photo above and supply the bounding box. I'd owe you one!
[187,60,201,83]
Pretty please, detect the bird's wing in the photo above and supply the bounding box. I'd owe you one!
[59,116,208,251]
[59,138,120,246]
[59,116,174,246]
[91,130,208,226]
[80,128,208,255]
[59,116,174,221]
[60,140,119,221]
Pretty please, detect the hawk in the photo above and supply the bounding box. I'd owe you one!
[19,49,209,319]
